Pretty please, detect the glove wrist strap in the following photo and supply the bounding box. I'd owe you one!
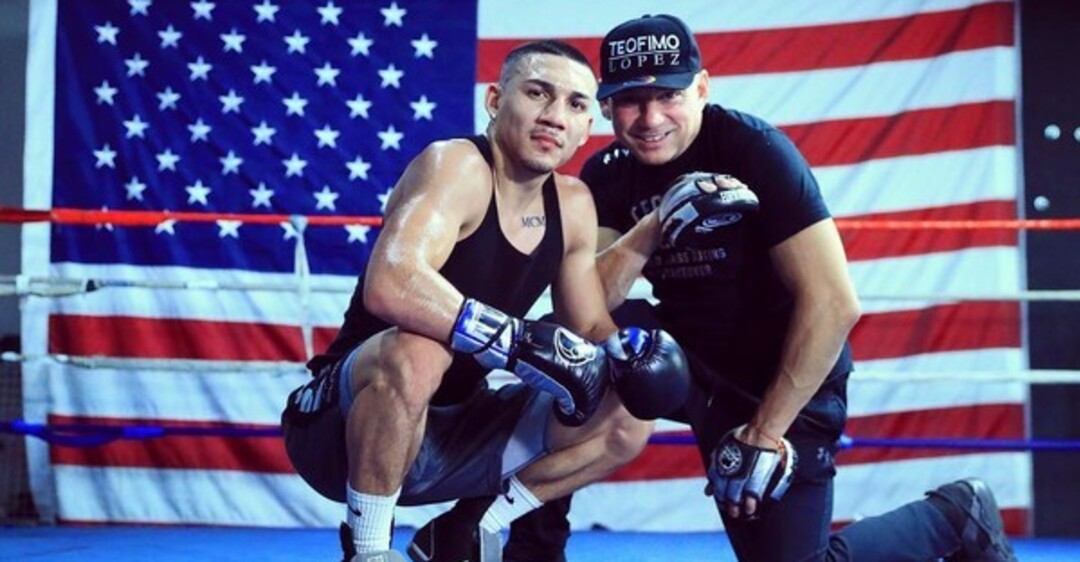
[450,298,517,370]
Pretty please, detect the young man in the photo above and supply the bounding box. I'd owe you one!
[432,15,1018,562]
[280,40,689,562]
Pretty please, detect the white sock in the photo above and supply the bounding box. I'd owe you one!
[479,476,543,534]
[346,484,401,554]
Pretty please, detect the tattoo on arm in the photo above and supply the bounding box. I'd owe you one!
[521,215,546,228]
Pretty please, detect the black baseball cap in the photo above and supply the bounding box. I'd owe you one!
[597,14,702,100]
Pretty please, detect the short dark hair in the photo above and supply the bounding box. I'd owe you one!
[498,39,592,87]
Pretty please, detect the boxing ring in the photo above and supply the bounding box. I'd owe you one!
[2,207,1080,561]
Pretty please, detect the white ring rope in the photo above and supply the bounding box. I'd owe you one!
[3,275,1080,303]
[3,351,1080,384]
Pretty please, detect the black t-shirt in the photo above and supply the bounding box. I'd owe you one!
[582,105,853,401]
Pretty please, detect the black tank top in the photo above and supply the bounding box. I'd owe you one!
[308,135,564,404]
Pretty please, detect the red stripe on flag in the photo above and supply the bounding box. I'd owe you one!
[784,101,1015,167]
[50,405,1021,476]
[606,403,1022,482]
[851,301,1020,361]
[841,200,1018,261]
[48,415,293,473]
[559,102,1013,176]
[477,3,1013,82]
[838,403,1025,465]
[49,314,309,361]
[47,301,1019,363]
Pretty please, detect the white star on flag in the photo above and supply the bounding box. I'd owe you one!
[379,64,404,88]
[381,2,407,27]
[155,219,177,236]
[318,1,343,25]
[157,87,180,110]
[159,25,182,48]
[252,121,276,145]
[95,206,114,232]
[283,92,308,116]
[219,89,244,113]
[346,156,371,180]
[125,176,147,201]
[377,188,392,213]
[314,62,341,87]
[251,60,277,84]
[185,179,211,205]
[219,150,243,175]
[191,0,215,21]
[378,125,404,150]
[221,28,246,53]
[412,34,437,58]
[314,125,340,148]
[283,153,307,177]
[411,95,436,120]
[250,183,274,208]
[188,118,211,142]
[284,30,309,54]
[125,53,149,77]
[156,149,180,171]
[123,114,150,139]
[349,32,373,56]
[253,0,279,22]
[95,22,119,45]
[217,220,242,238]
[94,81,118,105]
[314,185,340,210]
[128,0,152,16]
[347,94,372,118]
[188,56,212,81]
[346,225,371,244]
[93,144,117,168]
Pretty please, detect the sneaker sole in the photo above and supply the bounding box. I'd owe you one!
[961,478,1018,562]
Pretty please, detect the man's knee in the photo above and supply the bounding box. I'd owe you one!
[604,409,653,464]
[357,329,451,415]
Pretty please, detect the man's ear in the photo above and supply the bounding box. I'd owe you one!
[600,99,612,120]
[484,83,500,119]
[695,70,710,102]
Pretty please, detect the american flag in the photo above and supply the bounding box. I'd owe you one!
[22,0,1027,533]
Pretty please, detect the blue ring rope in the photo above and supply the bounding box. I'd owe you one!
[3,419,1079,451]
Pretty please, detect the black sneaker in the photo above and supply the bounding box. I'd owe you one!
[928,478,1018,562]
[340,522,357,562]
[406,499,501,562]
[340,521,402,562]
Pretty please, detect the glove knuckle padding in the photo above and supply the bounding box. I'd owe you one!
[707,425,797,510]
[658,171,760,249]
[510,322,609,427]
[610,329,691,420]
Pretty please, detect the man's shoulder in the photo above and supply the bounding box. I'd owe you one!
[418,137,487,167]
[704,104,781,141]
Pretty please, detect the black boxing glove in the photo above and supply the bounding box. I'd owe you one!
[602,327,690,420]
[451,299,609,426]
[658,172,759,249]
[705,424,796,517]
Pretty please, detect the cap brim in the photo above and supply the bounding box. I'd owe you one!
[597,71,698,100]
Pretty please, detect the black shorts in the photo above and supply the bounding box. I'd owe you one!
[281,346,555,506]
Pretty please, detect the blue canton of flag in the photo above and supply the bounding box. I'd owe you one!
[52,0,477,274]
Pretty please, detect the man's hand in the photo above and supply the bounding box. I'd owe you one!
[451,299,609,426]
[705,424,796,519]
[603,327,690,420]
[658,172,759,249]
